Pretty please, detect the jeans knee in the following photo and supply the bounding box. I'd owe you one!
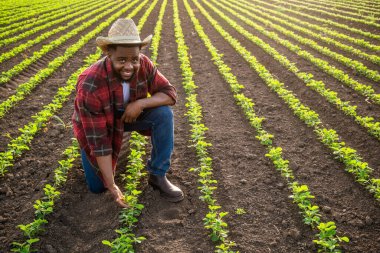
[155,106,173,122]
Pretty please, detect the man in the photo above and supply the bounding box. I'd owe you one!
[72,18,183,207]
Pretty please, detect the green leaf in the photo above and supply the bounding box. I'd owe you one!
[102,240,112,246]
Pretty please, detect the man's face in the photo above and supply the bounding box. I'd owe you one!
[108,46,140,81]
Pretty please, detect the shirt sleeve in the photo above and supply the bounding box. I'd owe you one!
[76,87,112,157]
[144,56,177,103]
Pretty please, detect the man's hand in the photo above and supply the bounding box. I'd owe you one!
[121,100,144,123]
[107,183,129,208]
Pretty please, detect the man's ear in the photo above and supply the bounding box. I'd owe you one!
[106,46,115,57]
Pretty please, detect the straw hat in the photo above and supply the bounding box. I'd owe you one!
[96,18,152,52]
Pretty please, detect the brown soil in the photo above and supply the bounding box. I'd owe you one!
[0,0,379,252]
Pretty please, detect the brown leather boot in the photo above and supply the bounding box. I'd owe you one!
[148,174,184,202]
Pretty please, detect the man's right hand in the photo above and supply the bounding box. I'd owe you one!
[108,183,129,208]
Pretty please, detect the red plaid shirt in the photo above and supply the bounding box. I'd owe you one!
[72,54,176,170]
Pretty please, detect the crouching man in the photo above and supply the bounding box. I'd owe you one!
[72,18,184,207]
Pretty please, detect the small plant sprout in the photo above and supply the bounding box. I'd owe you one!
[235,208,246,215]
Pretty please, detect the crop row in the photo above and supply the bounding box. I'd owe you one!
[214,0,380,140]
[329,0,380,10]
[174,0,237,252]
[0,0,86,26]
[0,1,50,17]
[323,0,380,10]
[0,0,52,21]
[0,0,103,46]
[197,0,380,200]
[149,0,168,65]
[271,0,380,27]
[0,0,113,64]
[236,1,379,53]
[304,0,380,14]
[228,0,380,65]
[0,0,142,120]
[226,0,380,105]
[102,131,148,253]
[0,0,129,85]
[184,0,349,251]
[102,0,158,251]
[281,0,380,21]
[11,139,79,253]
[0,0,100,40]
[234,0,380,83]
[249,0,380,41]
[0,0,63,17]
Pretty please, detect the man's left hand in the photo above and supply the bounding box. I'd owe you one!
[121,100,144,123]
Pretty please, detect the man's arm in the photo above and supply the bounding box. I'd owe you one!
[96,155,128,208]
[121,92,174,123]
[76,86,128,208]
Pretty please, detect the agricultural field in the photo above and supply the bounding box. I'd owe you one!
[0,0,379,252]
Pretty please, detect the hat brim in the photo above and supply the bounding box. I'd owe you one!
[96,34,152,52]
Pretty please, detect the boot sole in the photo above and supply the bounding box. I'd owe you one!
[149,182,184,202]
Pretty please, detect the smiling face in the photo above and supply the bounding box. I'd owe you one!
[108,45,140,81]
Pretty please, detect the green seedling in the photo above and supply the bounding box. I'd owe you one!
[235,208,246,215]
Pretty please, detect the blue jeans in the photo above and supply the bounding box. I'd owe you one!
[81,105,174,193]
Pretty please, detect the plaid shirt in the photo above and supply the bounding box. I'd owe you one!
[72,54,176,170]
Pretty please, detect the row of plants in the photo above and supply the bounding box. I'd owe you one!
[214,0,380,140]
[0,0,129,85]
[0,0,145,175]
[228,0,380,65]
[304,0,380,14]
[196,0,380,200]
[280,0,380,22]
[1,0,82,14]
[325,0,380,9]
[246,0,380,41]
[233,0,379,53]
[0,0,85,26]
[235,0,380,82]
[102,132,148,252]
[326,0,380,10]
[222,0,380,105]
[11,139,80,253]
[184,0,349,251]
[0,1,46,16]
[0,0,99,39]
[0,0,66,17]
[0,0,102,45]
[0,0,142,119]
[149,0,168,64]
[0,0,55,21]
[0,0,112,63]
[102,0,160,251]
[174,0,237,252]
[272,0,380,27]
[338,0,380,10]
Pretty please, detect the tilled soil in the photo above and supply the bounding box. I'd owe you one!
[0,0,379,252]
